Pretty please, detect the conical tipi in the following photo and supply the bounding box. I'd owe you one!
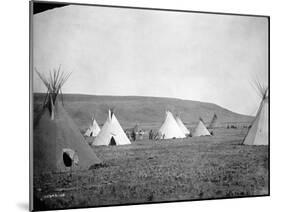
[243,82,268,145]
[84,116,100,137]
[158,111,186,139]
[208,113,218,129]
[193,118,211,137]
[33,68,101,174]
[175,115,190,136]
[92,110,131,146]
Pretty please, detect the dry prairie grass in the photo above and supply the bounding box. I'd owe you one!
[33,128,268,210]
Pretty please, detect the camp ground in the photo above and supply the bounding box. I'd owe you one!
[32,70,268,210]
[31,4,269,211]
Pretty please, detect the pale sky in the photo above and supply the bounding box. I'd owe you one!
[33,5,268,116]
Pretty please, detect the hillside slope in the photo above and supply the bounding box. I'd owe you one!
[33,93,253,131]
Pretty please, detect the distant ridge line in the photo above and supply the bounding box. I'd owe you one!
[33,92,252,117]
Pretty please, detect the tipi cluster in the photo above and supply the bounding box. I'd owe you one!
[33,68,268,174]
[157,111,211,139]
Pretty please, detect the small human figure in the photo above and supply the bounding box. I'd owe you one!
[131,130,136,141]
[139,130,144,140]
[149,129,153,140]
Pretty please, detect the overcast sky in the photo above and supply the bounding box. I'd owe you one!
[33,5,268,116]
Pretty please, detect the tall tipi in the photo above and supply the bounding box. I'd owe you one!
[33,68,101,174]
[175,115,190,136]
[84,116,100,137]
[243,82,268,145]
[193,118,211,137]
[92,109,131,146]
[158,111,186,139]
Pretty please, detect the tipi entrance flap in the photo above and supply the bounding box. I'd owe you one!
[62,148,79,167]
[109,136,117,146]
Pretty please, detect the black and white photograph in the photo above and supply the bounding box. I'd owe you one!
[30,1,269,211]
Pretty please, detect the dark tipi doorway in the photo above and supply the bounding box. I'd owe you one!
[109,136,116,145]
[63,152,73,167]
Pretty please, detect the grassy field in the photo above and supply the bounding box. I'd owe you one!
[33,128,268,210]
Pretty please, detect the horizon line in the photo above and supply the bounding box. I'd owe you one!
[32,92,253,117]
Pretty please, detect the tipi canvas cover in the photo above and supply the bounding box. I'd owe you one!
[84,117,100,137]
[243,87,268,145]
[92,110,131,146]
[34,70,101,174]
[34,102,101,174]
[193,120,211,137]
[158,111,186,139]
[175,115,190,136]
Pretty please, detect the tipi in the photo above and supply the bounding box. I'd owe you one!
[158,111,186,139]
[243,82,268,145]
[33,68,101,174]
[92,109,131,146]
[175,115,191,136]
[84,116,100,137]
[193,118,211,137]
[208,113,218,129]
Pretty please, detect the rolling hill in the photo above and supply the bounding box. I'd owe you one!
[33,93,253,131]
